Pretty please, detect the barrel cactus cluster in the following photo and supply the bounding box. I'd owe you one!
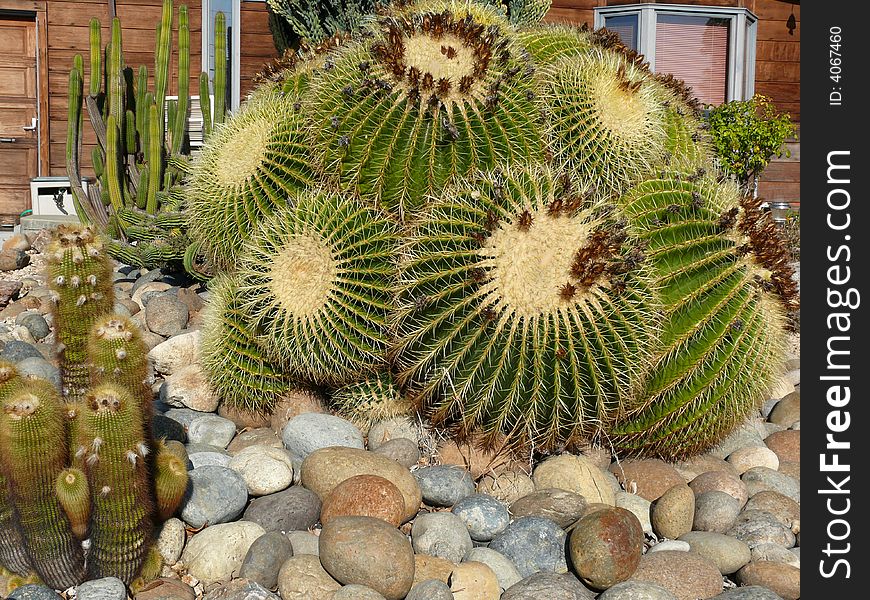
[0,226,188,593]
[188,0,797,460]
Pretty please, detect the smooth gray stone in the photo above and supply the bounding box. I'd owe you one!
[501,572,595,599]
[413,464,476,507]
[598,580,679,599]
[281,412,364,470]
[405,579,454,600]
[75,577,127,600]
[188,415,237,448]
[202,579,280,600]
[489,516,567,578]
[239,532,294,590]
[412,511,473,563]
[152,413,187,443]
[243,486,322,533]
[7,585,64,600]
[0,340,42,363]
[452,493,510,541]
[181,465,249,528]
[16,356,61,388]
[16,312,50,341]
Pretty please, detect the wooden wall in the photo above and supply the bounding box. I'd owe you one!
[45,0,278,176]
[545,0,800,205]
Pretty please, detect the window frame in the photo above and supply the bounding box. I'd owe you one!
[593,3,758,103]
[201,0,242,111]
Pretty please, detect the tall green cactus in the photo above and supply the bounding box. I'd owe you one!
[46,225,115,403]
[213,11,227,128]
[67,1,227,274]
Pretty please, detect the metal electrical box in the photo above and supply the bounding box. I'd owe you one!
[29,176,88,217]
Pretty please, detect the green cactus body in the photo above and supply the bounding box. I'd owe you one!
[1,472,31,577]
[46,226,115,403]
[504,0,552,26]
[56,467,91,540]
[108,18,125,126]
[187,85,316,268]
[540,47,669,200]
[393,164,658,450]
[66,62,90,224]
[234,189,398,386]
[77,384,155,584]
[88,18,102,96]
[199,72,213,139]
[201,274,295,415]
[214,11,227,126]
[0,381,86,589]
[153,442,189,521]
[331,372,413,431]
[147,102,162,214]
[171,8,190,156]
[105,114,125,212]
[87,315,153,427]
[155,0,173,126]
[610,174,788,458]
[515,24,592,65]
[309,0,542,218]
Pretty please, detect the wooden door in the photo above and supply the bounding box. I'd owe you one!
[0,14,39,222]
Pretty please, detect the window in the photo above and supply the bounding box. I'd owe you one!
[202,0,241,111]
[594,4,757,106]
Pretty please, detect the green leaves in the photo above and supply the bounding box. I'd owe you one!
[706,94,796,186]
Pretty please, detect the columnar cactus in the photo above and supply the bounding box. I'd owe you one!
[75,384,155,583]
[0,380,87,589]
[66,0,228,273]
[46,225,115,403]
[1,226,190,591]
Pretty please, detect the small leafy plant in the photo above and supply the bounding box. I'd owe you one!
[705,94,796,189]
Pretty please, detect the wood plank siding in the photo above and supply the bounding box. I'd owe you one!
[545,0,800,205]
[43,0,277,176]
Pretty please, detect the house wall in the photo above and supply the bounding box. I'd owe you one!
[44,0,277,177]
[545,0,800,205]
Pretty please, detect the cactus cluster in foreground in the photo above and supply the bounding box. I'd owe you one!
[0,226,187,592]
[190,0,795,459]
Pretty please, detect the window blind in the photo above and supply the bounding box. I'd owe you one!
[604,15,639,51]
[654,15,729,105]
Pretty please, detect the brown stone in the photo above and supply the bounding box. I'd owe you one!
[689,470,748,507]
[134,577,196,600]
[219,404,272,431]
[569,507,644,590]
[0,280,22,308]
[270,388,328,433]
[477,470,535,504]
[534,454,615,505]
[226,427,282,454]
[2,233,30,253]
[764,430,800,463]
[320,474,406,527]
[769,391,800,427]
[743,491,801,529]
[632,550,723,600]
[449,561,501,600]
[510,488,587,529]
[736,561,800,600]
[777,460,800,480]
[0,249,29,271]
[436,434,522,479]
[300,446,422,521]
[651,484,695,540]
[319,516,415,600]
[277,554,342,600]
[177,285,205,313]
[413,554,456,586]
[610,459,685,502]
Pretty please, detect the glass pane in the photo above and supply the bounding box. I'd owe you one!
[206,0,234,109]
[604,15,639,51]
[655,14,730,105]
